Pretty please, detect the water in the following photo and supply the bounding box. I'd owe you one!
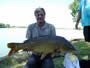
[0,28,27,58]
[0,28,84,57]
[56,28,84,40]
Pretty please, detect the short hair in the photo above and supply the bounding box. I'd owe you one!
[34,8,46,16]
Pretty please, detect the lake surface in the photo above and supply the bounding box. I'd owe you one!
[0,28,84,57]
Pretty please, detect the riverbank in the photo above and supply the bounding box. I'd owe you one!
[0,51,29,68]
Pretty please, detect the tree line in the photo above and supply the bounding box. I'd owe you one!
[0,23,10,28]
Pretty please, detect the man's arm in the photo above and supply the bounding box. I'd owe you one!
[75,11,81,29]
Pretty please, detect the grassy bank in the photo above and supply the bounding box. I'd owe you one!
[0,40,90,68]
[54,40,90,68]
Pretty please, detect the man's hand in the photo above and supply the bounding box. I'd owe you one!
[75,22,79,29]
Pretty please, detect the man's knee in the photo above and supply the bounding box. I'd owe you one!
[41,58,54,68]
[44,58,53,64]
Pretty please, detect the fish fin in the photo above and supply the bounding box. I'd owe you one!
[8,48,15,56]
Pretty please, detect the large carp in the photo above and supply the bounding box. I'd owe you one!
[7,36,76,59]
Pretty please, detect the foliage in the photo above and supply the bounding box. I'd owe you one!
[69,0,80,22]
[0,23,10,28]
[0,23,26,28]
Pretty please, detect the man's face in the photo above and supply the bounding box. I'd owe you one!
[35,10,45,24]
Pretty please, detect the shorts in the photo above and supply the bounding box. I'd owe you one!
[83,26,90,42]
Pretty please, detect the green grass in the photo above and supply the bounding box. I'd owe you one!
[54,57,64,68]
[0,40,90,68]
[72,40,90,59]
[53,40,90,68]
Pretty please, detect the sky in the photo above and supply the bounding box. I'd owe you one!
[0,0,80,28]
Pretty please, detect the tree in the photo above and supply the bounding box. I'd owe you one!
[0,23,10,28]
[69,0,80,22]
[5,24,10,28]
[0,23,5,28]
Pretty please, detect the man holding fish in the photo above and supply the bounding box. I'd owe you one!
[25,7,56,68]
[7,7,77,68]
